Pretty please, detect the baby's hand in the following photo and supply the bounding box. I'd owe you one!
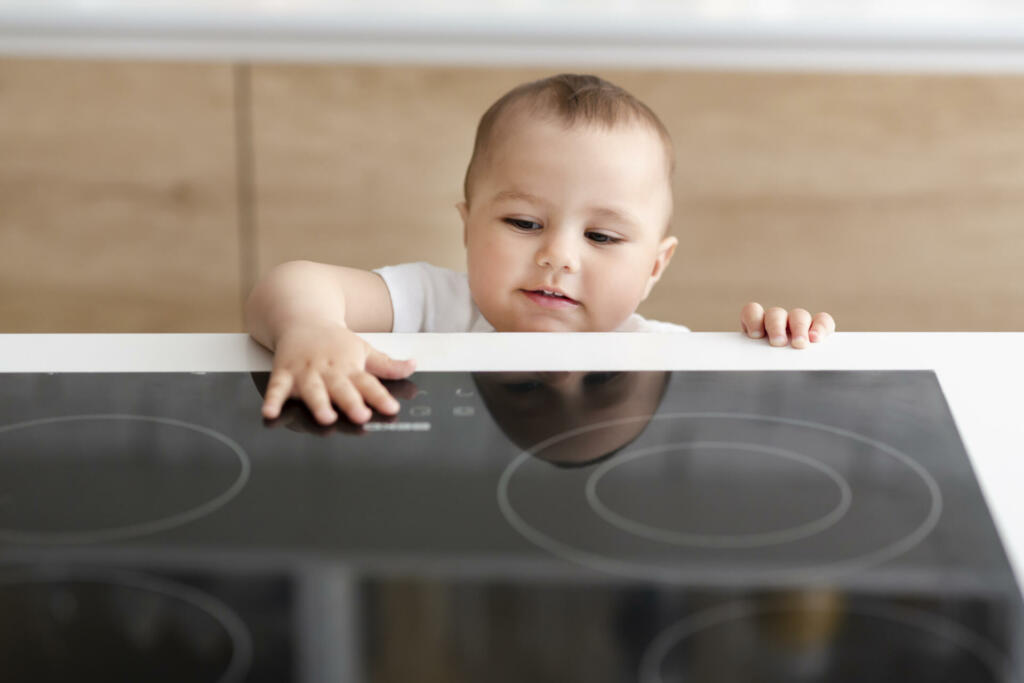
[740,302,836,349]
[261,323,416,425]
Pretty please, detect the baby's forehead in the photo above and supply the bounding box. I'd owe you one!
[490,106,666,152]
[480,114,674,196]
[465,104,675,233]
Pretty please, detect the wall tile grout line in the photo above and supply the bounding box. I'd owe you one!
[233,63,258,320]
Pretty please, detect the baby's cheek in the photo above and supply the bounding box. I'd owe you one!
[590,275,647,330]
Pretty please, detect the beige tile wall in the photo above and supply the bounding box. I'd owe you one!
[3,59,1022,332]
[250,66,545,277]
[0,58,242,332]
[637,71,1024,331]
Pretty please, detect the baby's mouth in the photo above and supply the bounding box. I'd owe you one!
[521,289,580,309]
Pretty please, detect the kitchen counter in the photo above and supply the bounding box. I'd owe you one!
[2,331,1023,586]
[4,1,1024,71]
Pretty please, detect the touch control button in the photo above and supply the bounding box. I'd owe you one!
[364,422,431,432]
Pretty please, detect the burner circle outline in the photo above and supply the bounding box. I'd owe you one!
[586,440,853,548]
[0,414,251,544]
[637,599,1010,683]
[498,412,943,583]
[0,568,253,683]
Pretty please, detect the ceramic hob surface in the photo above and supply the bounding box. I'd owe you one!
[0,370,1020,682]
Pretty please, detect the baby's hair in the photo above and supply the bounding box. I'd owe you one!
[463,73,675,202]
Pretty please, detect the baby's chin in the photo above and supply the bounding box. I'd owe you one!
[486,316,575,333]
[484,303,623,333]
[495,318,596,333]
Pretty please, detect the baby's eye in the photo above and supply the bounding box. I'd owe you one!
[504,218,542,231]
[586,231,622,245]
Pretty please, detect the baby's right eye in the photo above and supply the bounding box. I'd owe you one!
[504,218,542,231]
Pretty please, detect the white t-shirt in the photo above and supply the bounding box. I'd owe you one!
[373,262,690,333]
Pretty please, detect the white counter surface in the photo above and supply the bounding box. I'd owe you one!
[4,1,1024,71]
[2,331,1023,586]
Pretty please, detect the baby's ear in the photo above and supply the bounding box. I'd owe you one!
[456,201,470,246]
[642,235,678,300]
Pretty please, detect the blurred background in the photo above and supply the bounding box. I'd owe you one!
[1,0,1022,333]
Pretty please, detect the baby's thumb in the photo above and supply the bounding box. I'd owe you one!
[366,348,416,379]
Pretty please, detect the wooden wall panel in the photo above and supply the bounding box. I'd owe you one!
[0,58,241,332]
[620,71,1024,331]
[4,61,1020,333]
[253,66,1024,332]
[250,65,551,276]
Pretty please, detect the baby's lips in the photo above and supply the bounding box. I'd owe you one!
[523,288,581,306]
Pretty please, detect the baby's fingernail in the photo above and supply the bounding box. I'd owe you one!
[809,330,819,341]
[792,336,807,348]
[771,336,787,346]
[749,330,763,339]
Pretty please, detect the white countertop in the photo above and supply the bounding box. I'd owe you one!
[4,1,1024,71]
[2,331,1023,587]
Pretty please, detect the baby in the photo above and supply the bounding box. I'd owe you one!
[246,74,836,426]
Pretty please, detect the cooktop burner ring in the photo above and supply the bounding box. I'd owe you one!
[498,411,943,583]
[637,598,1012,683]
[0,414,251,544]
[0,567,254,683]
[586,441,853,549]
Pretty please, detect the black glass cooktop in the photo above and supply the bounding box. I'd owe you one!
[0,370,1021,682]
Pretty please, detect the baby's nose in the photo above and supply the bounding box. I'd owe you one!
[536,235,580,272]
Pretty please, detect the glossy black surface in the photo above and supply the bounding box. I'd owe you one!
[0,371,1021,682]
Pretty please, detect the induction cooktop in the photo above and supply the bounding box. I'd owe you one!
[0,370,1020,682]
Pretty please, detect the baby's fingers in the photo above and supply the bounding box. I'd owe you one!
[352,372,401,416]
[262,370,295,420]
[788,308,813,349]
[365,348,416,380]
[764,307,789,346]
[324,374,372,424]
[809,312,837,342]
[297,374,339,425]
[740,302,766,339]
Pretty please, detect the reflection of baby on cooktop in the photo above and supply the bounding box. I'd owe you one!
[473,371,670,468]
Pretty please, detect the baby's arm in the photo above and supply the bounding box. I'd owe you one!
[740,302,836,349]
[244,260,415,425]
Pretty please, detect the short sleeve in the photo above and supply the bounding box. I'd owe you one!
[618,313,691,333]
[372,262,485,332]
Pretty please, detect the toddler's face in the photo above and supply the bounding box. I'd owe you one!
[459,115,677,332]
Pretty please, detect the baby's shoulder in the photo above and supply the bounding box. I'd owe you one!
[620,313,690,333]
[373,261,480,333]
